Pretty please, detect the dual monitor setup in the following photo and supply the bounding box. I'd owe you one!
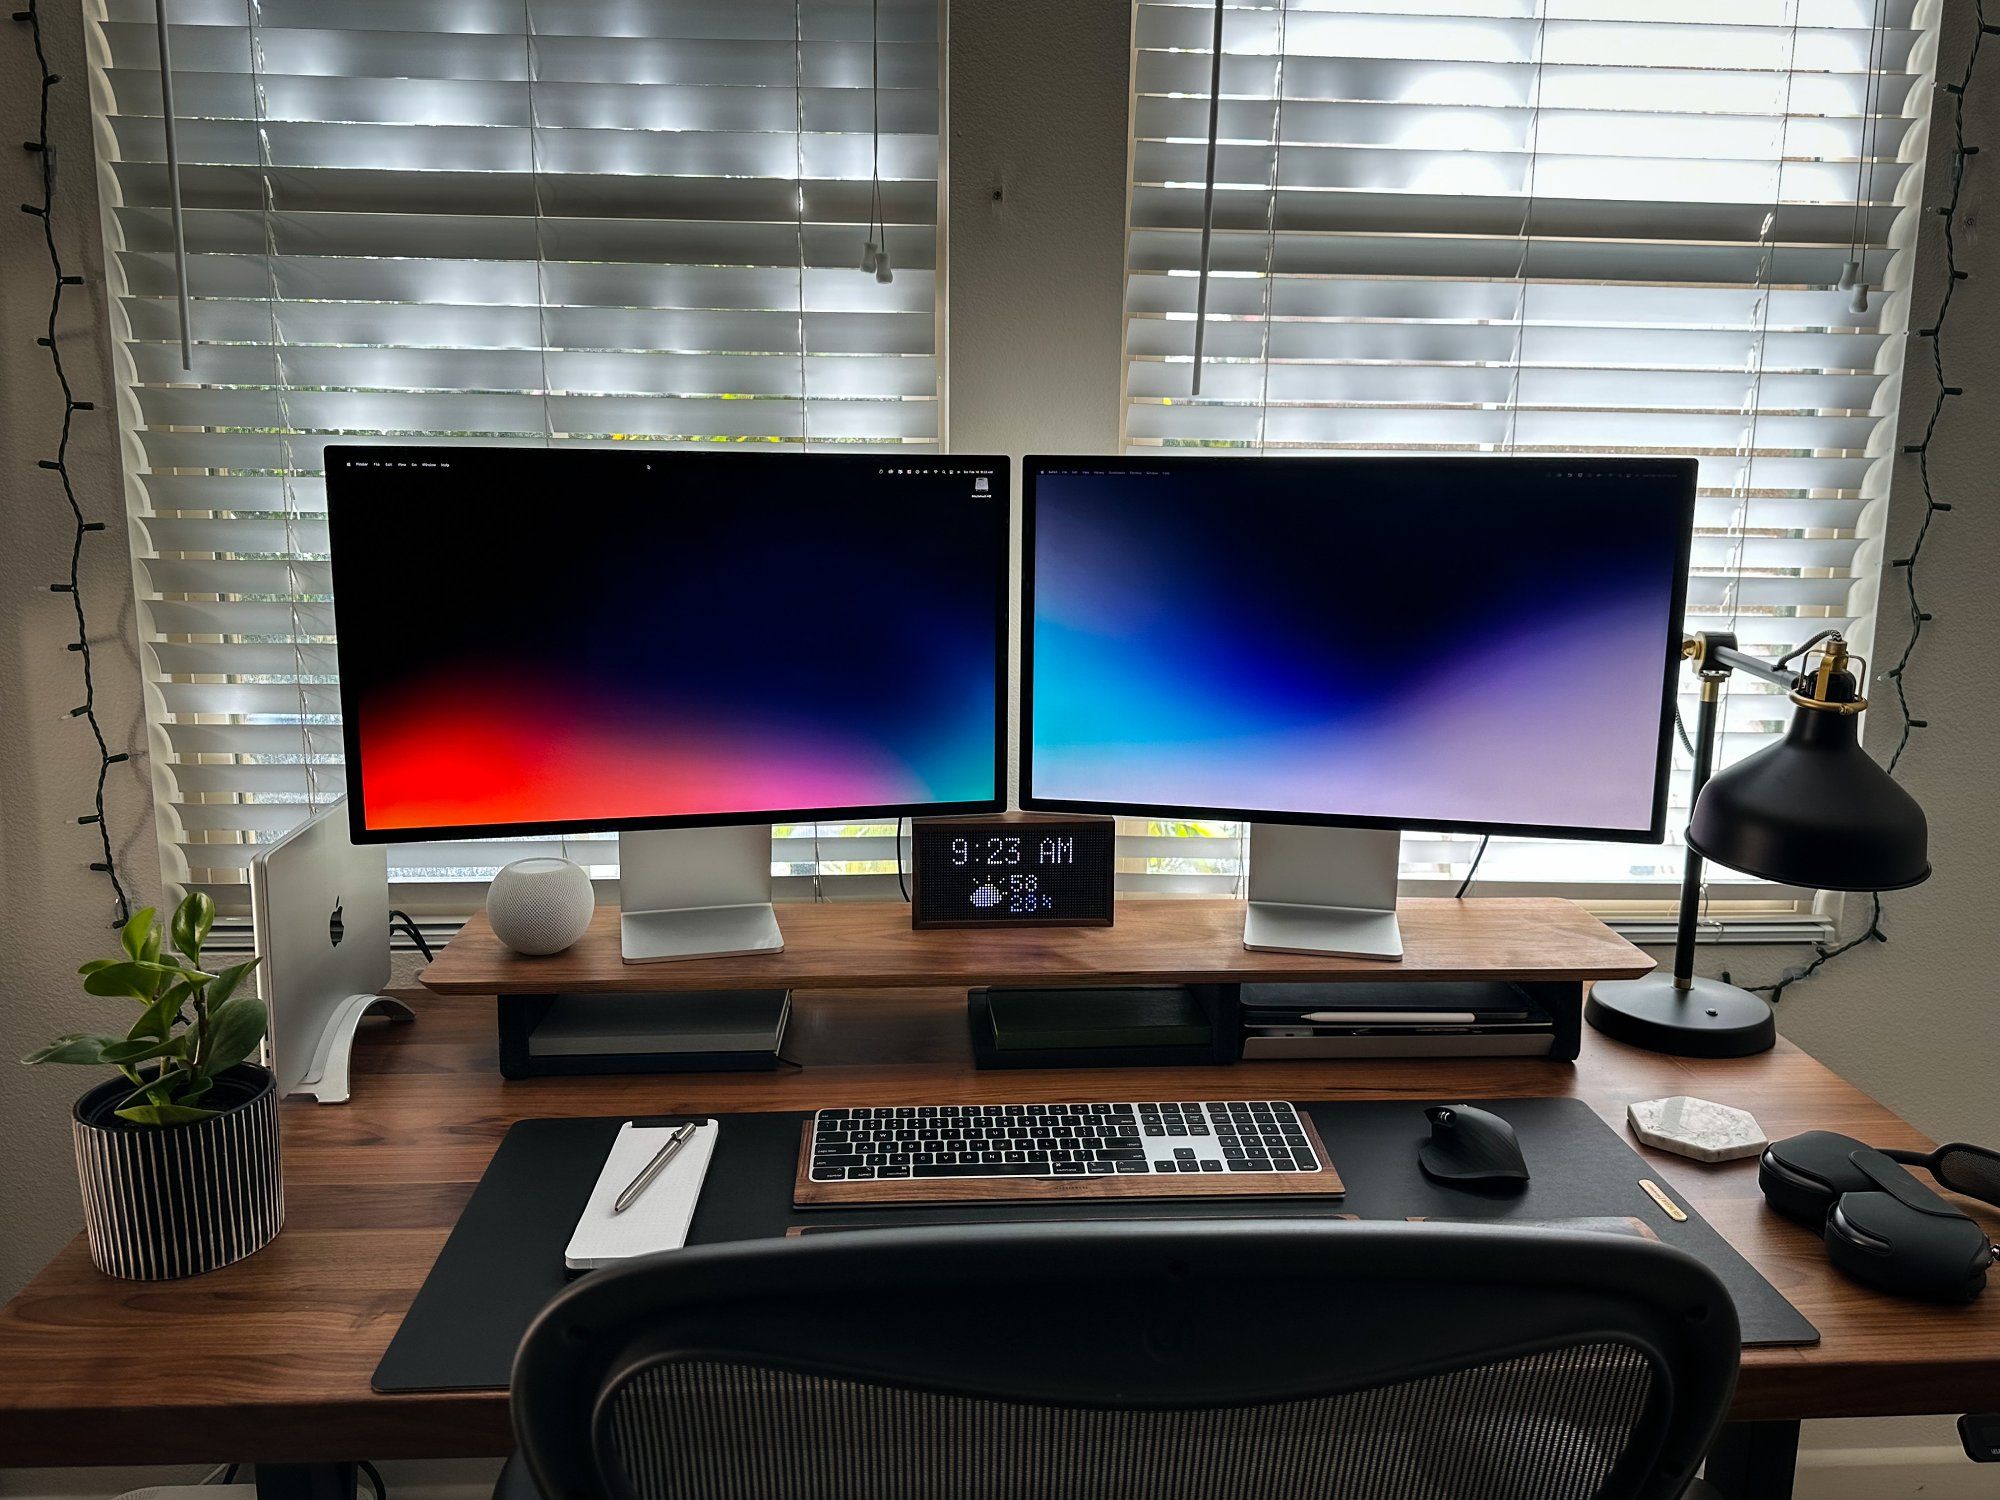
[324,447,1695,964]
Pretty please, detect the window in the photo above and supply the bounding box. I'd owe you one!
[96,0,941,913]
[1120,0,1934,907]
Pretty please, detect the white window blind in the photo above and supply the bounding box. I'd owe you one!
[96,0,941,914]
[1119,0,1934,902]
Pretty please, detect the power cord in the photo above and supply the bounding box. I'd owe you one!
[895,815,909,903]
[359,1461,387,1500]
[388,909,434,963]
[1455,835,1489,899]
[1731,7,1985,1001]
[16,0,129,927]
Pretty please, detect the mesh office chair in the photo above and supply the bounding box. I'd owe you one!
[506,1221,1739,1500]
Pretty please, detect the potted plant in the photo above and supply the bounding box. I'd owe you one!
[22,891,283,1279]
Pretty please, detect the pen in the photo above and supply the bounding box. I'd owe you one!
[613,1122,698,1215]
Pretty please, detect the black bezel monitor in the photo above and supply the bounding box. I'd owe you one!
[326,446,1010,845]
[1019,454,1695,844]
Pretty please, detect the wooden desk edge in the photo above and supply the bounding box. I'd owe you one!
[6,989,1997,1468]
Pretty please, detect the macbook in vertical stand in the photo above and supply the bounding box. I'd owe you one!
[250,799,412,1103]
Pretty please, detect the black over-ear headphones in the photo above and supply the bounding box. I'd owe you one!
[1760,1132,2000,1302]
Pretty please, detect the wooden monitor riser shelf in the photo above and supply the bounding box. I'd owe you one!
[423,897,1653,1064]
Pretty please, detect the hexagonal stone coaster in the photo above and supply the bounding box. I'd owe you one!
[1627,1096,1768,1163]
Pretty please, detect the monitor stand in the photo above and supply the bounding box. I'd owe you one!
[619,824,785,963]
[1242,823,1403,961]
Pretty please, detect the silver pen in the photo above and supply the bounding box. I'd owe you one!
[612,1122,699,1216]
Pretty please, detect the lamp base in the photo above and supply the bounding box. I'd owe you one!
[1585,973,1776,1059]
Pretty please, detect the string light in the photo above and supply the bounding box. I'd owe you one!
[1736,5,1985,1004]
[15,0,130,926]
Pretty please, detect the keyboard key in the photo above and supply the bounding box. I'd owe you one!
[879,1166,910,1178]
[1201,1160,1223,1171]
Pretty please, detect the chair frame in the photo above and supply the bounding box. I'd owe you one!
[512,1220,1740,1500]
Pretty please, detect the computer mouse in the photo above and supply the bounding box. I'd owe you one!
[1420,1104,1530,1188]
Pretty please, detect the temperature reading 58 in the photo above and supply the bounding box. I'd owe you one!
[968,873,1055,915]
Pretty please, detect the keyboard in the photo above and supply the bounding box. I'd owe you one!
[794,1100,1343,1206]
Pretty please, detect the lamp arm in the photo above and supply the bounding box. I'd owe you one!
[1703,643,1797,690]
[1663,630,1820,988]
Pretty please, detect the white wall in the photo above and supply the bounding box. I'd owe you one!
[0,0,162,1304]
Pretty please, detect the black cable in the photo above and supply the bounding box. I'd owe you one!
[1455,835,1489,899]
[217,1467,239,1486]
[1887,0,1984,777]
[895,815,909,903]
[387,909,434,963]
[1732,893,1887,1003]
[358,1461,386,1500]
[1730,8,1984,1002]
[16,1,129,926]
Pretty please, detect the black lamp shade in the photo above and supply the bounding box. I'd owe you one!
[1687,703,1929,891]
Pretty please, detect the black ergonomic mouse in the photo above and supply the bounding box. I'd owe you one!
[1419,1104,1530,1188]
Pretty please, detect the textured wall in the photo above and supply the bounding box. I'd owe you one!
[0,0,162,1303]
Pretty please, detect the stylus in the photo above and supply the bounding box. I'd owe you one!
[613,1122,698,1215]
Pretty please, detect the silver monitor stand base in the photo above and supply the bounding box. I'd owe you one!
[1243,823,1403,960]
[619,824,784,963]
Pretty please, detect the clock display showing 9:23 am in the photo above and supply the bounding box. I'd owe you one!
[950,834,1077,915]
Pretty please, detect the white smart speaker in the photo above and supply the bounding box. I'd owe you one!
[486,857,595,955]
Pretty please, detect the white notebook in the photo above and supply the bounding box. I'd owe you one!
[564,1120,719,1271]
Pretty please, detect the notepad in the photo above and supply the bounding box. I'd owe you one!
[564,1120,718,1271]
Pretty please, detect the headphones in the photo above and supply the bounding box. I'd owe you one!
[1759,1131,2000,1302]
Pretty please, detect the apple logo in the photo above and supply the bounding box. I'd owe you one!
[328,897,345,948]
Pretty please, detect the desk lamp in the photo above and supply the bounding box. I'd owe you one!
[1586,630,1929,1057]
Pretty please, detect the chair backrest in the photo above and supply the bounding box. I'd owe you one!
[512,1220,1739,1500]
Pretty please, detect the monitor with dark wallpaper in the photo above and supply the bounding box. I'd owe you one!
[1022,456,1694,842]
[327,447,1008,843]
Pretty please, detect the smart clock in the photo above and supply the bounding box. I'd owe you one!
[910,812,1115,930]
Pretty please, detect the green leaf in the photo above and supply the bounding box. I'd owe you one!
[200,996,268,1077]
[171,891,216,964]
[204,958,260,1010]
[100,1035,185,1067]
[81,960,188,1004]
[120,908,158,963]
[21,1033,125,1066]
[114,1067,192,1113]
[114,1102,221,1127]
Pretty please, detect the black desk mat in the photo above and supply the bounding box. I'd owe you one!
[372,1096,1816,1393]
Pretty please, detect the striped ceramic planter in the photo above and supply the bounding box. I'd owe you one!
[70,1064,285,1280]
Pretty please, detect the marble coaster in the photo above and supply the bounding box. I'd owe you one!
[1627,1096,1768,1163]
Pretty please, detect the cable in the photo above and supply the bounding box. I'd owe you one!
[1731,893,1886,1003]
[387,909,434,963]
[1455,835,1489,899]
[1734,6,1985,1000]
[16,1,130,927]
[358,1461,386,1500]
[895,815,909,903]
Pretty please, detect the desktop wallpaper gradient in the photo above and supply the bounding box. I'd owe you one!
[329,450,1005,834]
[1027,461,1691,836]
